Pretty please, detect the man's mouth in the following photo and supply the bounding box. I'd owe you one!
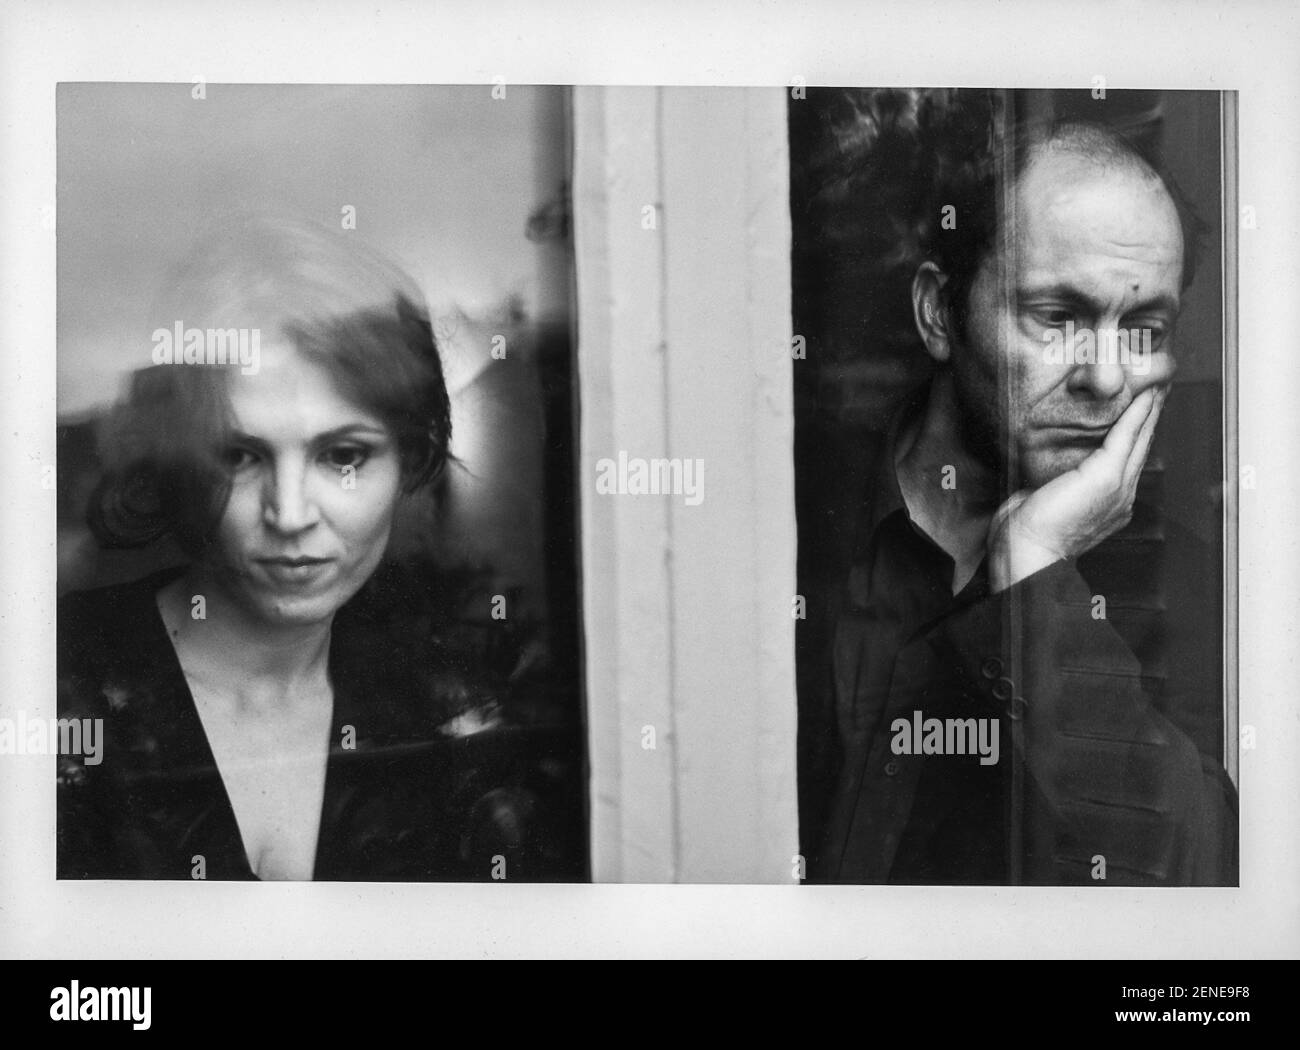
[1048,423,1112,440]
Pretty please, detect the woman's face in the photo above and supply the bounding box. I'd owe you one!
[208,340,404,627]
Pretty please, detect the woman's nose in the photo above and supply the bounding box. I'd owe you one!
[261,458,321,533]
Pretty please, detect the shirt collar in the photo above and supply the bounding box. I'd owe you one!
[858,381,930,544]
[852,379,992,604]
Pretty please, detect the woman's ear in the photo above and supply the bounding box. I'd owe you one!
[912,261,954,364]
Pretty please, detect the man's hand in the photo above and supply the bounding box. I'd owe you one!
[987,386,1168,593]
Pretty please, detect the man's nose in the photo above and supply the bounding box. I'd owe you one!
[1065,327,1128,401]
[261,458,321,533]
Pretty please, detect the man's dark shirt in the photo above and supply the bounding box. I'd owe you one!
[797,386,1238,885]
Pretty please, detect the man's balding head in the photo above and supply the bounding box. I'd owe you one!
[922,116,1202,343]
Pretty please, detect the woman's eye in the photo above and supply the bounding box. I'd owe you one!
[324,446,370,471]
[222,447,259,471]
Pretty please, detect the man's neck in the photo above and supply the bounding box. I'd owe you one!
[895,372,1004,591]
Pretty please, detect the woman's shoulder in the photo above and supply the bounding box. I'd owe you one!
[58,566,187,704]
[60,566,183,636]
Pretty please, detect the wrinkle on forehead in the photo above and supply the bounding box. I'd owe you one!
[1009,152,1184,310]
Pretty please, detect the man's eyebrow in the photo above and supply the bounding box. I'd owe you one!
[1123,293,1181,317]
[1015,283,1180,316]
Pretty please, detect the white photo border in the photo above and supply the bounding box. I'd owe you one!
[2,0,1296,958]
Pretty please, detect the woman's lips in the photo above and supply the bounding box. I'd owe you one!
[254,557,334,585]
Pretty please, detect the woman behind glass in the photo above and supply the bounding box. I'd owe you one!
[57,215,491,881]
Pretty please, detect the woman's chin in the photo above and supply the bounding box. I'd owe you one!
[221,563,361,627]
[243,590,347,629]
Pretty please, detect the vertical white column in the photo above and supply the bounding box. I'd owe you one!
[573,87,678,882]
[574,86,798,883]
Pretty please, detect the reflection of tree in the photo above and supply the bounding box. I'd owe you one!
[790,88,1176,430]
[526,179,571,244]
[790,89,996,392]
[341,557,561,733]
[335,551,586,879]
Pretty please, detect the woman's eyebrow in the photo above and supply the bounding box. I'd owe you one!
[311,424,390,443]
[226,424,389,447]
[227,430,271,450]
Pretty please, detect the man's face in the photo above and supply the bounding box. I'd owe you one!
[950,146,1184,489]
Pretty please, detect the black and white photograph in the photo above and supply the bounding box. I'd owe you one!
[1,0,1296,971]
[48,84,1240,889]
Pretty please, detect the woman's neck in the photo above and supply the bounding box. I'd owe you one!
[156,567,334,715]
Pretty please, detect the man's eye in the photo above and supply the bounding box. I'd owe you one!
[324,446,370,471]
[1035,308,1074,327]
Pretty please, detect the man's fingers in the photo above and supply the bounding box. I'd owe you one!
[1123,386,1168,489]
[1078,386,1156,484]
[1100,386,1157,461]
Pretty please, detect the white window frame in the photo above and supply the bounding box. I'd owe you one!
[572,87,799,883]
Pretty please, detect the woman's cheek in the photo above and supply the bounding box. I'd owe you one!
[217,482,263,561]
[332,463,402,551]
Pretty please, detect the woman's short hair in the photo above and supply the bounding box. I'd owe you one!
[89,213,452,552]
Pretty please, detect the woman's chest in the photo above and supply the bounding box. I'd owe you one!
[191,693,334,880]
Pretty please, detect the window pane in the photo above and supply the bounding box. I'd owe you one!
[56,84,587,882]
[792,87,1236,885]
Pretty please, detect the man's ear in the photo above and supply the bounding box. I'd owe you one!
[912,261,954,364]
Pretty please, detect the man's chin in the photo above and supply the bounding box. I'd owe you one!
[1020,443,1097,488]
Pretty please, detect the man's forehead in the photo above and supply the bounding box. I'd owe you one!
[1006,148,1184,303]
